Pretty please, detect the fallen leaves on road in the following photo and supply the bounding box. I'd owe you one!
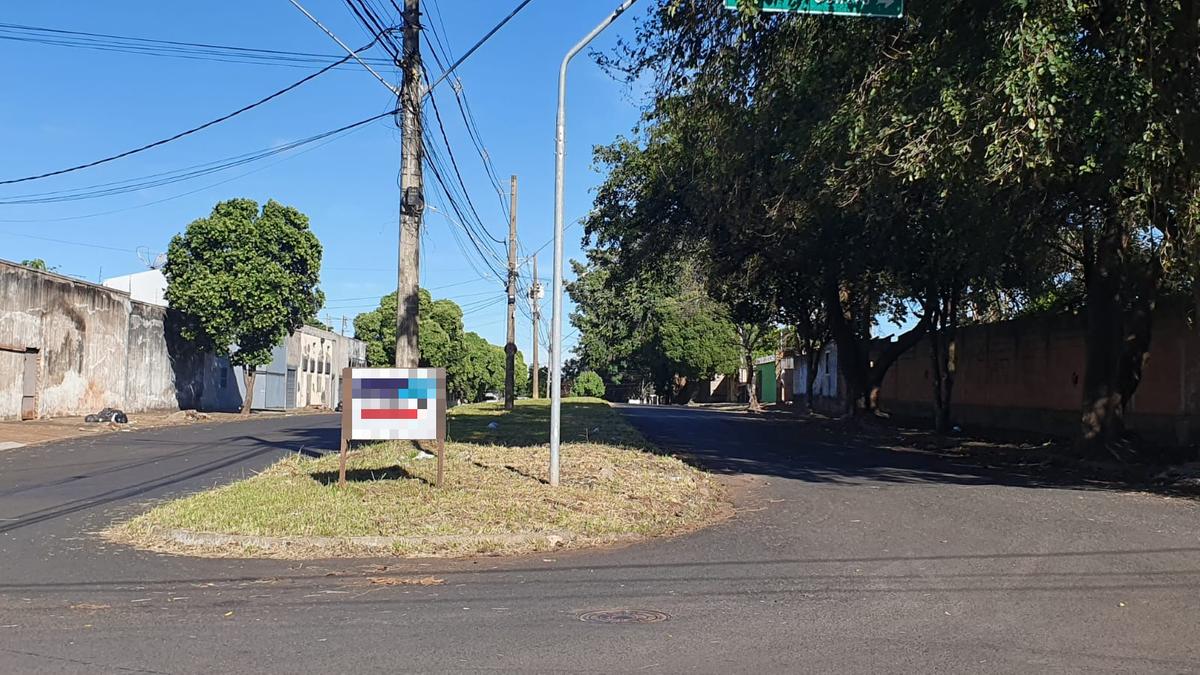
[367,576,445,587]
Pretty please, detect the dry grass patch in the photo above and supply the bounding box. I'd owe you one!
[108,398,725,558]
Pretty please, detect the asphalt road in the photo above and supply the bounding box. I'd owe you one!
[1,406,1199,673]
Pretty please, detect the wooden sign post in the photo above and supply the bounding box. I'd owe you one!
[338,367,447,488]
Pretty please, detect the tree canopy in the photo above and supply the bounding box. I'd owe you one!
[164,198,323,414]
[568,254,741,403]
[20,258,52,272]
[577,0,1200,452]
[353,289,526,403]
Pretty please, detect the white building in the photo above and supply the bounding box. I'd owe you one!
[100,268,366,411]
[102,269,168,307]
[793,343,840,400]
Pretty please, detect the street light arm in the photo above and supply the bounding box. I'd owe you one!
[549,0,637,487]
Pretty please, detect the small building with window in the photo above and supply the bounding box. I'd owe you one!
[241,324,367,411]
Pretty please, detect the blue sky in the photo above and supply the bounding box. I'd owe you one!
[0,1,648,361]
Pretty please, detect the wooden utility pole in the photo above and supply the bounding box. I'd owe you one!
[530,254,540,399]
[504,175,518,410]
[394,0,423,367]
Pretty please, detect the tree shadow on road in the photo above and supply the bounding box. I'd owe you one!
[616,405,1198,498]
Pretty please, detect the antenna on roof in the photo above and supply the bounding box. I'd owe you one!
[136,246,167,270]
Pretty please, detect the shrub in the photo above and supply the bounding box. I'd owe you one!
[571,371,606,398]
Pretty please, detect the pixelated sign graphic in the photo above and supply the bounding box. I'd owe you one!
[339,367,447,486]
[350,370,444,439]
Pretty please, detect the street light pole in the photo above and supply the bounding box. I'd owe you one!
[550,0,637,487]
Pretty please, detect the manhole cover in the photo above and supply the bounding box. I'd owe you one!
[578,609,670,624]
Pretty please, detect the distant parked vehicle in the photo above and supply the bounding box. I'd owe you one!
[483,392,499,402]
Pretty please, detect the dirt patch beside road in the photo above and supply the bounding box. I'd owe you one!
[0,408,330,449]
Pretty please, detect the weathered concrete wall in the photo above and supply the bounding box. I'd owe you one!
[0,350,23,416]
[0,261,131,418]
[0,260,241,420]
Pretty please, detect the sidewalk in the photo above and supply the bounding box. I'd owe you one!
[0,408,331,450]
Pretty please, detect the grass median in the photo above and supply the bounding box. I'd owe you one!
[107,398,725,558]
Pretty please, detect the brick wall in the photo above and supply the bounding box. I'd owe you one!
[878,311,1199,444]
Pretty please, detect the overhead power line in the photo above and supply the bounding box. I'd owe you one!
[0,110,391,221]
[0,109,395,205]
[420,1,509,218]
[0,21,397,69]
[423,69,505,245]
[0,34,386,186]
[423,0,535,95]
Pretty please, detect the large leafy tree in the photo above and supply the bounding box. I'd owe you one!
[590,0,1200,454]
[975,1,1200,455]
[353,290,525,403]
[353,289,462,370]
[569,250,742,403]
[165,198,323,414]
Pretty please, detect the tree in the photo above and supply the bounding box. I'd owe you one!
[653,293,741,403]
[353,289,463,370]
[571,371,606,398]
[568,249,671,388]
[456,332,507,402]
[165,198,323,415]
[353,291,524,404]
[20,258,54,272]
[569,249,741,403]
[304,316,332,332]
[973,2,1200,455]
[776,275,830,412]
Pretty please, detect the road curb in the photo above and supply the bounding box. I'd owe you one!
[144,526,643,553]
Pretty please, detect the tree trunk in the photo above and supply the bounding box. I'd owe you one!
[1076,216,1128,456]
[822,277,869,413]
[736,324,763,411]
[241,366,257,416]
[675,375,700,405]
[805,349,819,413]
[1079,287,1126,454]
[823,276,932,416]
[744,353,760,411]
[1078,224,1161,459]
[928,286,960,434]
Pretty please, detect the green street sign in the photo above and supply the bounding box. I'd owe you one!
[723,0,903,19]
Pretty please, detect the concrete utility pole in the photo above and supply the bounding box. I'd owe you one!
[530,254,540,400]
[550,0,637,486]
[394,0,424,367]
[504,175,518,410]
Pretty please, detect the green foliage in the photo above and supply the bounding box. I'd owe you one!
[456,331,506,402]
[653,294,740,381]
[586,0,1200,435]
[304,316,332,332]
[20,258,53,272]
[571,371,606,398]
[353,290,525,403]
[164,198,323,369]
[569,253,741,396]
